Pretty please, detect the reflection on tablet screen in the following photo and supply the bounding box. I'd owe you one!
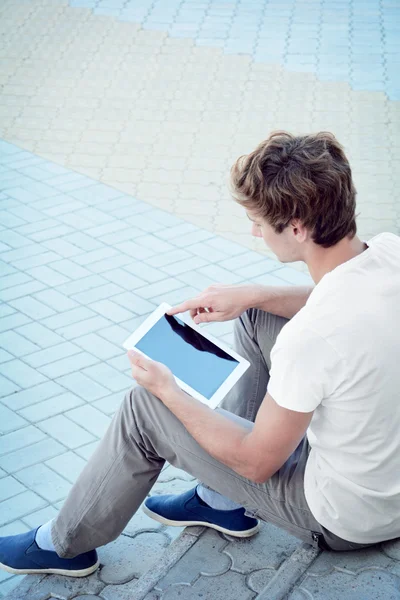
[135,314,239,400]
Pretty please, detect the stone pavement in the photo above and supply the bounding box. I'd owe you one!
[0,0,399,261]
[1,144,400,600]
[0,0,400,598]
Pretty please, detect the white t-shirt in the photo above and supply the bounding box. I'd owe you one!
[268,232,400,544]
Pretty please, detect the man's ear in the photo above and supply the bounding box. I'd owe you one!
[290,220,308,243]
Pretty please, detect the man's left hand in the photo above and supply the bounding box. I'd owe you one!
[128,350,179,400]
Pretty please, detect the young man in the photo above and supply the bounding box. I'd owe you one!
[1,131,399,577]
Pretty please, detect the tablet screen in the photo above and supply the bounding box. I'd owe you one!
[135,314,239,400]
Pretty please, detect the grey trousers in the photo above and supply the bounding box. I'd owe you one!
[52,309,374,557]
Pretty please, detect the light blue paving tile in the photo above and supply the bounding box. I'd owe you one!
[0,349,13,363]
[42,238,83,258]
[115,240,156,260]
[73,247,118,267]
[1,381,65,411]
[236,258,282,278]
[50,258,95,280]
[197,264,243,284]
[3,187,40,203]
[18,392,83,422]
[0,425,45,457]
[0,476,26,502]
[92,391,125,416]
[66,404,111,438]
[71,282,122,305]
[160,256,208,276]
[250,273,294,287]
[96,227,143,246]
[0,490,47,527]
[0,438,65,473]
[0,272,32,291]
[0,359,47,388]
[124,260,169,283]
[0,262,16,277]
[96,324,130,346]
[57,315,111,340]
[133,277,183,300]
[88,299,134,323]
[151,285,200,307]
[0,210,26,228]
[85,220,130,239]
[155,223,197,241]
[133,234,176,254]
[38,351,99,379]
[183,242,229,262]
[143,209,183,228]
[8,205,46,224]
[40,307,96,331]
[0,376,21,398]
[38,415,96,448]
[112,291,156,315]
[11,251,60,272]
[14,322,64,349]
[0,520,30,537]
[0,141,20,156]
[45,452,86,484]
[15,464,71,503]
[70,183,123,204]
[273,267,314,285]
[126,213,167,233]
[55,274,108,297]
[43,172,86,188]
[82,363,132,393]
[0,229,35,249]
[23,342,81,369]
[56,372,110,401]
[174,270,216,291]
[0,330,40,357]
[29,224,74,242]
[22,505,59,529]
[0,312,31,333]
[27,265,70,287]
[101,268,146,291]
[33,289,79,313]
[8,296,56,320]
[74,333,122,361]
[13,219,59,237]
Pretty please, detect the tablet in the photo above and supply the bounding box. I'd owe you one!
[123,303,250,408]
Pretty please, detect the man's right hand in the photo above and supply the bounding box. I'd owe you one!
[167,284,258,324]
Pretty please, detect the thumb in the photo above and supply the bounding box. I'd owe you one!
[128,350,148,369]
[193,311,217,324]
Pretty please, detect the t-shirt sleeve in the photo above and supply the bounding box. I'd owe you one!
[267,326,342,413]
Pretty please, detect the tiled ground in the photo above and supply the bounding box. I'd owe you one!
[0,0,398,261]
[1,0,400,598]
[0,141,312,598]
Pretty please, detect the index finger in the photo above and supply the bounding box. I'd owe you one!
[167,295,206,316]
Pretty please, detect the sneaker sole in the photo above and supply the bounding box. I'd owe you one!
[0,559,100,578]
[142,505,260,538]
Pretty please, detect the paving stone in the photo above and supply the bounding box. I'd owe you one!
[15,463,71,503]
[0,438,65,473]
[23,342,82,369]
[6,572,104,600]
[0,358,48,388]
[0,425,45,457]
[45,451,87,484]
[162,570,254,600]
[66,404,112,438]
[55,371,110,401]
[0,404,28,434]
[14,322,64,348]
[98,532,170,585]
[0,475,26,503]
[38,415,96,449]
[0,491,46,527]
[1,381,65,411]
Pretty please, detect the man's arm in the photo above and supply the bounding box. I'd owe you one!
[161,386,312,483]
[250,285,314,320]
[168,283,314,323]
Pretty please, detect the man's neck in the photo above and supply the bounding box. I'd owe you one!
[306,235,368,284]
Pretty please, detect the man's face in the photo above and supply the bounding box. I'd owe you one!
[247,211,303,263]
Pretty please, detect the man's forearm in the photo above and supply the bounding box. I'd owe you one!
[161,387,255,481]
[249,285,314,319]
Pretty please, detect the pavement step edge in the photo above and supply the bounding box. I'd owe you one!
[256,543,321,600]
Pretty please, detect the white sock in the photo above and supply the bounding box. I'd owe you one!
[197,485,242,511]
[35,520,56,552]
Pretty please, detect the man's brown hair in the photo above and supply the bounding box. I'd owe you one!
[230,131,357,248]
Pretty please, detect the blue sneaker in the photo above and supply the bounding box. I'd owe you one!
[0,528,99,577]
[143,486,260,538]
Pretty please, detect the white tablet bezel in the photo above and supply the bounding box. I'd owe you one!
[123,302,250,408]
